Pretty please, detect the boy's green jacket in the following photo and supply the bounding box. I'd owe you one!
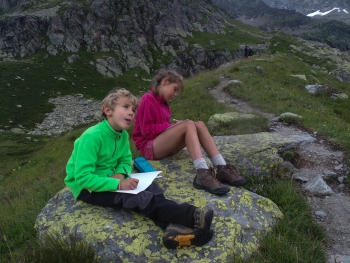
[65,119,132,198]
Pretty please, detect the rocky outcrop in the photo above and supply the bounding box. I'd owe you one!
[208,112,258,130]
[35,183,281,262]
[0,0,243,76]
[35,131,319,262]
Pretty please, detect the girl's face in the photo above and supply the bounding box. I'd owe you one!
[157,78,181,102]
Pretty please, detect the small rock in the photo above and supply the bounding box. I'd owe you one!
[338,176,344,184]
[335,164,343,170]
[315,211,327,218]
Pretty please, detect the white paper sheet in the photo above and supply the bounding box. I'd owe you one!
[112,171,162,194]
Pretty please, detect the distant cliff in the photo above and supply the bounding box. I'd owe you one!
[0,0,246,76]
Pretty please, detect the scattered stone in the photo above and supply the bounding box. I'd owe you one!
[338,176,345,184]
[47,45,58,56]
[10,128,25,134]
[271,112,302,123]
[291,74,307,81]
[330,93,348,100]
[315,210,327,218]
[27,95,101,135]
[323,169,337,179]
[293,172,309,182]
[305,84,328,94]
[67,54,80,63]
[303,175,334,195]
[335,164,343,170]
[255,66,264,74]
[227,80,242,87]
[208,112,258,130]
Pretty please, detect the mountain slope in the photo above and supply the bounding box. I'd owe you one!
[212,0,350,51]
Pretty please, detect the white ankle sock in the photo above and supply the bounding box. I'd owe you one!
[193,158,209,169]
[210,154,226,167]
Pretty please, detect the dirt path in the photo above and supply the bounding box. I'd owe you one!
[210,74,350,263]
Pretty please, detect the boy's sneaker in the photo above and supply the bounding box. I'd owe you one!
[193,208,214,231]
[193,168,230,195]
[216,164,247,186]
[163,224,214,249]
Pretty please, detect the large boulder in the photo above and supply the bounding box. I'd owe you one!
[35,132,313,262]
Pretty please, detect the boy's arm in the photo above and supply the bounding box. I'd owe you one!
[114,137,132,176]
[137,96,172,139]
[73,135,119,192]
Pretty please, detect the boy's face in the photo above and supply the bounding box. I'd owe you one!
[103,97,136,131]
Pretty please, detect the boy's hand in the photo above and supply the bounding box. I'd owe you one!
[119,178,139,190]
[111,174,124,180]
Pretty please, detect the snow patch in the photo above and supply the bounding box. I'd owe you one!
[307,7,348,17]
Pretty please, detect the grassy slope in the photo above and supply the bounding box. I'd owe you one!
[1,18,349,262]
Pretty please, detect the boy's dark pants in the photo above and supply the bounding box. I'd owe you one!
[77,182,196,230]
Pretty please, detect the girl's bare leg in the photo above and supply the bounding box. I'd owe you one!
[153,120,203,160]
[194,121,220,158]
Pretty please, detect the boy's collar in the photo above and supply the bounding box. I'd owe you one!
[102,119,123,136]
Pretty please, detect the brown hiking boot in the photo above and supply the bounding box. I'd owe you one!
[163,224,214,249]
[216,164,247,187]
[193,208,213,231]
[193,168,230,195]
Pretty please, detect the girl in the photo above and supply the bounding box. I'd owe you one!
[132,70,247,195]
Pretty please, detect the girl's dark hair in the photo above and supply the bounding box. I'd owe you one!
[152,69,184,95]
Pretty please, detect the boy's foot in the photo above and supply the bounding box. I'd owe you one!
[193,168,230,195]
[193,208,213,231]
[216,164,248,186]
[163,224,214,249]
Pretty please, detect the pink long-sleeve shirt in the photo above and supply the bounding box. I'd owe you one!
[132,90,173,151]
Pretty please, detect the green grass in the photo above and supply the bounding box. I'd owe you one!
[0,132,50,179]
[235,174,326,263]
[221,53,350,156]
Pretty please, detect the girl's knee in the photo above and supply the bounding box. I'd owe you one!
[194,121,207,130]
[184,120,196,129]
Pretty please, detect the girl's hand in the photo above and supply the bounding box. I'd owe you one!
[119,178,139,190]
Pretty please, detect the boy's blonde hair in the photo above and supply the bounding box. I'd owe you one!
[152,69,184,95]
[100,88,139,119]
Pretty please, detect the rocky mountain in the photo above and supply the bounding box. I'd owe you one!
[212,0,350,51]
[0,0,249,77]
[1,0,350,77]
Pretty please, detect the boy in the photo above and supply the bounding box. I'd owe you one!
[64,88,214,249]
